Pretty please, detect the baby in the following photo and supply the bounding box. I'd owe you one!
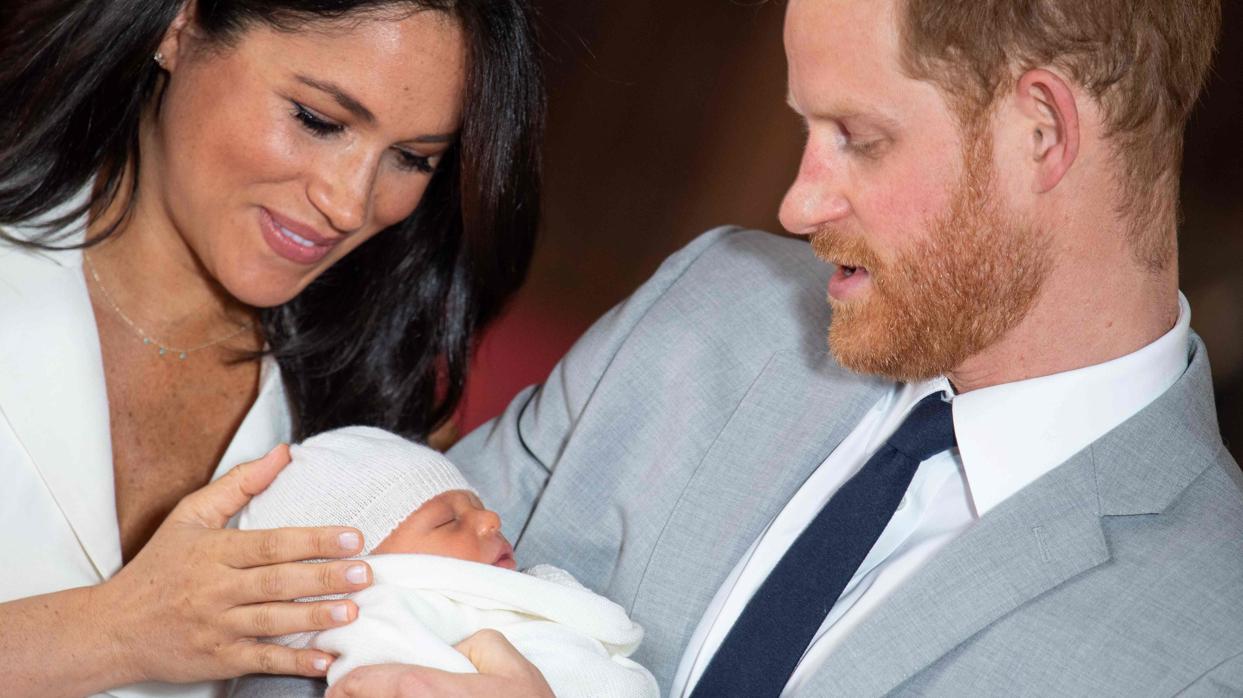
[238,426,657,697]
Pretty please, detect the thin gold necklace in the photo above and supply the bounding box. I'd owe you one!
[84,252,254,361]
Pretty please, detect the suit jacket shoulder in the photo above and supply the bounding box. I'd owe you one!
[453,226,1243,695]
[452,226,887,686]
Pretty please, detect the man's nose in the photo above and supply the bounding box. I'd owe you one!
[308,151,376,234]
[778,143,850,236]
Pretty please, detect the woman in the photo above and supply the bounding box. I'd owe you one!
[0,0,542,695]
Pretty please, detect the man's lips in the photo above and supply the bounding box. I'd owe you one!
[828,263,872,301]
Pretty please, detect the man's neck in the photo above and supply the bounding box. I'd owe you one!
[947,253,1180,394]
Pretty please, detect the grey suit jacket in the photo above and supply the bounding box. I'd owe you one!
[233,227,1243,697]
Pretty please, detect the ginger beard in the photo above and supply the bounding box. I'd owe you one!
[812,132,1052,383]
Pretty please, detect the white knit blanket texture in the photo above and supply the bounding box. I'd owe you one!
[302,555,659,697]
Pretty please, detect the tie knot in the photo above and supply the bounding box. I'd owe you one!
[887,392,956,462]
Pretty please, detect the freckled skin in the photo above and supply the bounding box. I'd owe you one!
[150,12,467,307]
[100,11,467,562]
[373,490,517,570]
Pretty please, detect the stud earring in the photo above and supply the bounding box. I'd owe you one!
[154,51,166,68]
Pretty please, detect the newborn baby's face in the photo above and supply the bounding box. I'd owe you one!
[373,490,517,569]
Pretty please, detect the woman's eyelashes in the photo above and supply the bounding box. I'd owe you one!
[394,149,436,174]
[292,102,343,136]
[291,101,437,174]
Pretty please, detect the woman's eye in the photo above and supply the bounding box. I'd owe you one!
[395,149,436,174]
[292,102,344,137]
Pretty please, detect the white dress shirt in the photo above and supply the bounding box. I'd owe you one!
[672,294,1193,697]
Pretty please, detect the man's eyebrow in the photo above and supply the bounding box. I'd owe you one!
[786,93,902,130]
[296,74,376,125]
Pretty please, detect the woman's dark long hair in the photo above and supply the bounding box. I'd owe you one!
[0,0,543,441]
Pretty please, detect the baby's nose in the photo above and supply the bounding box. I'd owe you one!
[473,508,502,535]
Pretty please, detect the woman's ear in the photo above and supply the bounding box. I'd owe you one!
[1013,68,1081,193]
[156,1,198,73]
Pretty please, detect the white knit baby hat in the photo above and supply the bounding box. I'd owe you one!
[238,426,477,555]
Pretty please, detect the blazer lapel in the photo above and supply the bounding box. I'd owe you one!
[797,336,1220,696]
[799,449,1109,696]
[0,239,121,580]
[629,348,887,684]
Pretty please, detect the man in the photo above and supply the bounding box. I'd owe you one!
[267,0,1242,695]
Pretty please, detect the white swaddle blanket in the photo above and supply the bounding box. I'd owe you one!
[298,554,658,697]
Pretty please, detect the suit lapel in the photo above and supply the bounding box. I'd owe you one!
[799,449,1108,696]
[629,348,887,684]
[797,336,1219,696]
[0,238,121,580]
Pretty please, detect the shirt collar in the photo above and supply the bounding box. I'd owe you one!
[949,293,1193,517]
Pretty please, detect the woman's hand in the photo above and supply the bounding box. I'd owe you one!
[98,445,374,684]
[325,630,554,698]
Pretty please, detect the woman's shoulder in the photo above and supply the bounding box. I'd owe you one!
[0,184,91,273]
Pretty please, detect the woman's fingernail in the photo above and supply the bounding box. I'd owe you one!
[338,532,361,551]
[345,564,368,584]
[313,657,330,672]
[330,604,350,622]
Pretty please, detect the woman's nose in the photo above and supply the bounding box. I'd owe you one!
[778,142,851,236]
[308,153,376,234]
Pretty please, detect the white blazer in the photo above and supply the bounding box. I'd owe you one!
[0,197,293,698]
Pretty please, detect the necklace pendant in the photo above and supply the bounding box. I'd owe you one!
[179,352,188,360]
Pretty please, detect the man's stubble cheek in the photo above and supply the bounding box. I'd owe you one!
[825,153,1051,382]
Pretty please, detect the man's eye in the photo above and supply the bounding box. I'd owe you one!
[849,139,883,156]
[292,102,344,137]
[434,516,457,529]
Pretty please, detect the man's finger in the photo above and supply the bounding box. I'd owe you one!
[454,630,553,695]
[325,664,477,698]
[176,445,292,527]
[454,629,532,678]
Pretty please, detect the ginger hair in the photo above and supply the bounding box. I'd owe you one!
[898,0,1221,270]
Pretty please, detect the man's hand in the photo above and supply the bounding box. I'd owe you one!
[325,630,554,698]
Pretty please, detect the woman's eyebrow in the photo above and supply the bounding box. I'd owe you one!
[296,74,376,124]
[295,73,457,144]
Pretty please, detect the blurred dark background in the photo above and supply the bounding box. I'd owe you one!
[458,1,1243,456]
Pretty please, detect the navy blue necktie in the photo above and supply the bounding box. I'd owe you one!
[689,392,957,698]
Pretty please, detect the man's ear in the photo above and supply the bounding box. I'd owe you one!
[156,1,197,73]
[1013,68,1080,193]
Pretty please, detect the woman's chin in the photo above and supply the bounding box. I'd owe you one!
[218,271,312,310]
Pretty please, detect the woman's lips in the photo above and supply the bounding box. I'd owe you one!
[828,264,871,301]
[259,208,340,265]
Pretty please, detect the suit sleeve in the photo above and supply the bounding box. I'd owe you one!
[227,675,325,698]
[1177,651,1243,697]
[449,226,744,541]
